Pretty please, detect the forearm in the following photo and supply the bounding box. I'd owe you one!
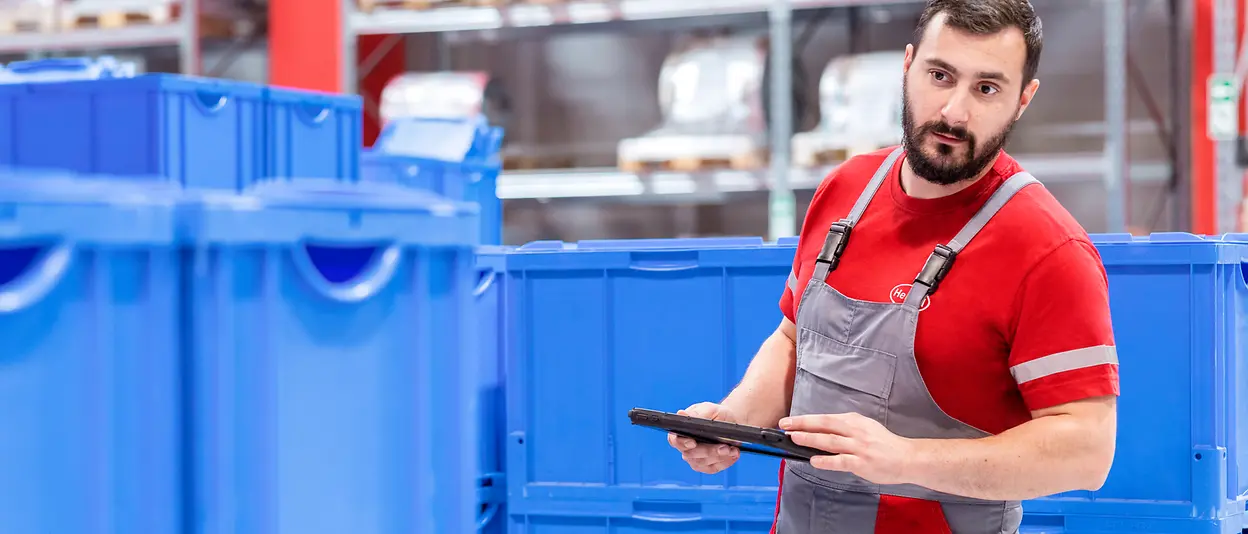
[721,324,797,428]
[905,409,1115,501]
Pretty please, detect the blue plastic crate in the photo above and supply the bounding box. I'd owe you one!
[0,56,136,83]
[362,116,504,245]
[264,87,362,181]
[476,246,510,534]
[182,180,481,534]
[498,232,1248,534]
[0,175,181,534]
[1019,232,1248,533]
[501,237,798,533]
[0,74,264,190]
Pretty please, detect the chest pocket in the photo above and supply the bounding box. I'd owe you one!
[794,327,896,422]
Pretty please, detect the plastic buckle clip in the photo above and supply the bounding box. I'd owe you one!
[915,244,957,293]
[814,220,853,272]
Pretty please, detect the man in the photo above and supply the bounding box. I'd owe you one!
[668,1,1120,533]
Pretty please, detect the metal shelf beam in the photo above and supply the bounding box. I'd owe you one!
[0,0,199,74]
[0,25,182,54]
[497,156,1172,202]
[349,0,918,36]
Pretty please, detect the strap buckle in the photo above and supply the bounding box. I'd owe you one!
[914,244,957,293]
[814,220,853,272]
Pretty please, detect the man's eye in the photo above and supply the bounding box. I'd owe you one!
[980,85,999,95]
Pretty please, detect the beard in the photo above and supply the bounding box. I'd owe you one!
[900,78,1017,186]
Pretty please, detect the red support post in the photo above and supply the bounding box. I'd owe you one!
[1192,0,1216,234]
[269,0,343,93]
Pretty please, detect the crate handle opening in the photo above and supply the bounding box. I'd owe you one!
[298,103,332,125]
[292,242,402,303]
[630,500,702,523]
[194,90,229,114]
[0,242,73,313]
[476,502,500,530]
[473,269,496,298]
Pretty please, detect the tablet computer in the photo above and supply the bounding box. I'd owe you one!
[628,407,827,462]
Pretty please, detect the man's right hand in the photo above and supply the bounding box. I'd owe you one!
[668,402,742,474]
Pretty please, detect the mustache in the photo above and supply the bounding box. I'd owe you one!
[922,121,971,141]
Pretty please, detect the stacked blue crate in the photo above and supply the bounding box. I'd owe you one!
[0,58,363,190]
[0,174,182,534]
[0,71,265,190]
[497,232,1248,534]
[476,246,511,534]
[500,237,798,533]
[361,115,504,245]
[181,180,482,534]
[0,60,489,534]
[1020,232,1248,534]
[265,87,363,181]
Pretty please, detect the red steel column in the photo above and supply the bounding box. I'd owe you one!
[270,0,343,92]
[1192,0,1215,233]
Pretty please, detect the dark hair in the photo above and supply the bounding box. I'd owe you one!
[913,0,1043,84]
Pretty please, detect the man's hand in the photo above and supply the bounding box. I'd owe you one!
[668,402,742,474]
[780,412,916,485]
[780,396,1117,501]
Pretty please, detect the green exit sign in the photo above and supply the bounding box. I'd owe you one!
[1209,74,1238,141]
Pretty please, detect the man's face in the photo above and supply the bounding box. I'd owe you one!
[901,12,1038,186]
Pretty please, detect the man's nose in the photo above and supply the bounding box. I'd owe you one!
[940,90,972,127]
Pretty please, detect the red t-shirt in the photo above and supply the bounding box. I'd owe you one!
[773,147,1120,532]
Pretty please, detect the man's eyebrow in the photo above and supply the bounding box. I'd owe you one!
[924,58,1010,83]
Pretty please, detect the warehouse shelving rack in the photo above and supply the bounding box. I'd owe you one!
[0,0,200,73]
[336,0,1166,238]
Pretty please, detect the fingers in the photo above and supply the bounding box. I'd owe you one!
[682,402,721,420]
[667,432,698,451]
[811,453,860,473]
[779,413,858,435]
[789,430,855,455]
[683,444,740,474]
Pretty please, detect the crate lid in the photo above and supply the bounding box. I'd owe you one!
[1091,232,1248,266]
[373,115,503,165]
[0,73,266,99]
[505,236,798,271]
[0,171,178,245]
[184,179,480,247]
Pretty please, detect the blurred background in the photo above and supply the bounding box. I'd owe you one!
[0,0,1220,243]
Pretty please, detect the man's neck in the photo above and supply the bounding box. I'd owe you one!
[899,152,1000,199]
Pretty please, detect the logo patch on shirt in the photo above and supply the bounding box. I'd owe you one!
[889,283,931,311]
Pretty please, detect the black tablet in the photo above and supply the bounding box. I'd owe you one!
[628,407,827,462]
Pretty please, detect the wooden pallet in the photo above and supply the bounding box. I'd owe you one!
[61,2,174,29]
[357,0,503,11]
[503,154,575,171]
[802,146,886,166]
[619,152,765,173]
[0,4,53,33]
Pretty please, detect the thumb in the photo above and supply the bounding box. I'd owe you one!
[683,402,723,420]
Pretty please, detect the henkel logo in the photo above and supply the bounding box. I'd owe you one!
[889,283,931,311]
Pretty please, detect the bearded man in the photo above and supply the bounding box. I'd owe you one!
[668,1,1120,532]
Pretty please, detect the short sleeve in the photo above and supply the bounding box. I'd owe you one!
[1008,239,1120,411]
[780,170,839,323]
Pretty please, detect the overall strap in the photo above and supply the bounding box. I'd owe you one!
[903,172,1040,309]
[811,146,905,282]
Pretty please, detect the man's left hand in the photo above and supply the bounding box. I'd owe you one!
[780,413,916,485]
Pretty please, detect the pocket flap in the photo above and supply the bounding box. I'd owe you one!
[798,329,896,399]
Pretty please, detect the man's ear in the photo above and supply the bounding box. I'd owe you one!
[903,44,915,74]
[1017,78,1040,120]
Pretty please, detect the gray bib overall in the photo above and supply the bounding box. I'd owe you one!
[776,147,1038,534]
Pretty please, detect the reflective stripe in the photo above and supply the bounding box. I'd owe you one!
[787,270,798,293]
[1010,345,1119,384]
